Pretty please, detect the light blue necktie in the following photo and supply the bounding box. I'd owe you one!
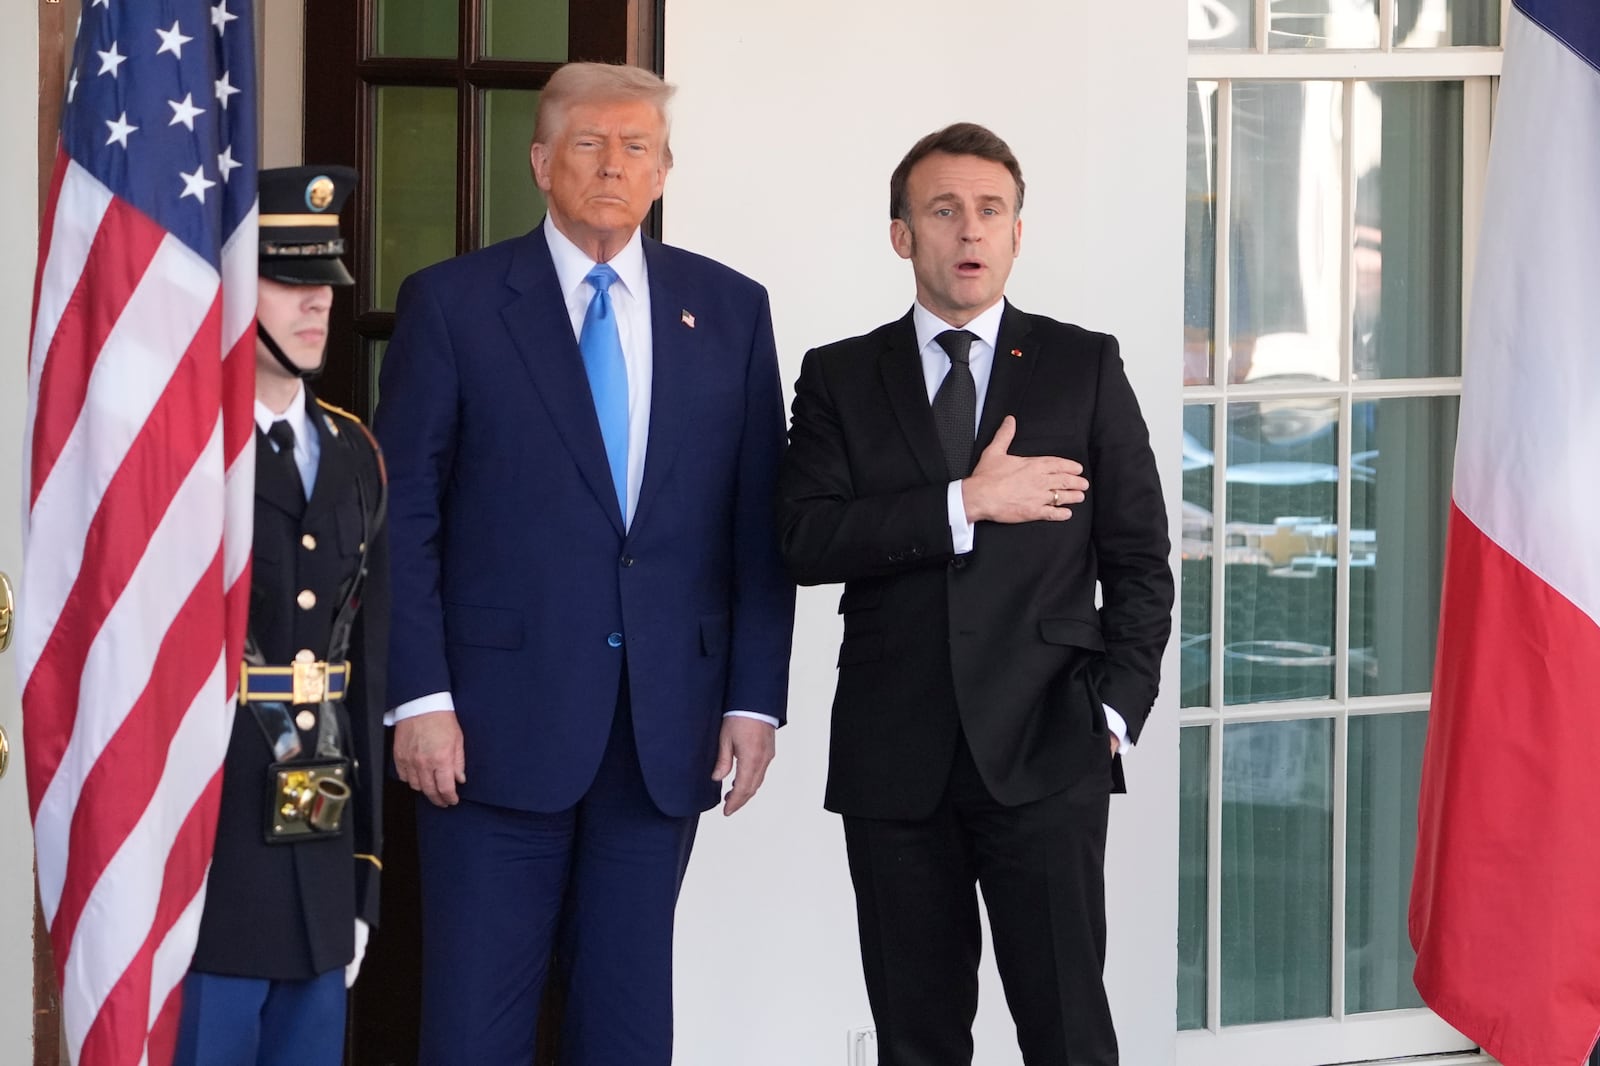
[579,263,629,515]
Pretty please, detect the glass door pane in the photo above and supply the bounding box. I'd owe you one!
[368,339,389,411]
[1348,396,1459,696]
[1182,404,1216,709]
[1192,0,1255,50]
[484,0,569,61]
[1186,81,1220,387]
[1221,718,1335,1025]
[482,89,547,246]
[1269,0,1380,49]
[373,86,459,310]
[1346,711,1428,1013]
[1229,81,1344,386]
[1396,0,1501,46]
[1223,400,1340,705]
[1179,726,1212,1030]
[1352,81,1464,380]
[375,0,460,57]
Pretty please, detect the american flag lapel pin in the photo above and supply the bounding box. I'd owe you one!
[1011,348,1023,358]
[681,309,696,329]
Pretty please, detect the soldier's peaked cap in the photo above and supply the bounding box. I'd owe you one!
[258,165,357,287]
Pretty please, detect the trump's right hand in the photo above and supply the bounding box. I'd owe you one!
[394,710,466,807]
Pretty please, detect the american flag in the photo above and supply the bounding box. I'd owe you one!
[19,2,257,1064]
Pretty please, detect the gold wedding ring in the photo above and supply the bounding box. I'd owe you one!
[1051,490,1060,507]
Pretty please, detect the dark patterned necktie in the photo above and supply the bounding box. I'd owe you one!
[267,419,304,499]
[931,329,978,479]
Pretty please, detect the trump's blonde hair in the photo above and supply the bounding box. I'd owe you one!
[532,62,676,168]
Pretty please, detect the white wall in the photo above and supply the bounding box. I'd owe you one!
[259,0,304,166]
[0,11,40,1066]
[664,2,1188,1063]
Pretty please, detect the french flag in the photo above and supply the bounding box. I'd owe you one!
[1409,3,1600,1064]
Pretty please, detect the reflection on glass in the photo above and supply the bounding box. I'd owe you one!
[1346,712,1427,1013]
[1186,82,1219,387]
[1182,405,1215,708]
[1352,82,1464,380]
[484,0,568,61]
[1178,727,1211,1030]
[483,90,547,246]
[1269,0,1379,48]
[1191,0,1254,50]
[1222,400,1339,705]
[1221,718,1334,1025]
[1229,82,1344,385]
[1349,397,1458,696]
[375,0,459,57]
[1397,0,1501,46]
[374,87,458,311]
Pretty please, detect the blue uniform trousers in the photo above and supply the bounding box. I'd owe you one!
[172,968,345,1066]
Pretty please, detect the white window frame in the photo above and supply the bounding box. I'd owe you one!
[1179,2,1504,1064]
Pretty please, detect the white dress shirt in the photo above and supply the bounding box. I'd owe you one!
[913,300,1130,751]
[389,219,775,729]
[255,382,318,498]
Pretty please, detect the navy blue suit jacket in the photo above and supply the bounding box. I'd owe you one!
[375,225,795,818]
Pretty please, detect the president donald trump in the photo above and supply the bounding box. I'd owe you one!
[374,62,795,1065]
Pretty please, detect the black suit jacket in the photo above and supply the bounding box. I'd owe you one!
[190,389,390,980]
[778,302,1173,821]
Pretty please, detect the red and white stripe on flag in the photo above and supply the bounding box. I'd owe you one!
[19,3,257,1064]
[1410,3,1600,1064]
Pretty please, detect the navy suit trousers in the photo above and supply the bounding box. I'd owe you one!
[415,688,698,1066]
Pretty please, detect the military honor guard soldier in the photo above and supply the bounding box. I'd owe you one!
[174,166,391,1066]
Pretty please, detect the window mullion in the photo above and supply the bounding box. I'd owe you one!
[1461,77,1494,372]
[1332,709,1350,1020]
[1209,79,1232,717]
[1330,74,1357,1023]
[1204,78,1233,1037]
[1206,717,1224,1032]
[1337,76,1355,700]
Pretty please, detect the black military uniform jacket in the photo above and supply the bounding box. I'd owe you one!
[190,388,390,980]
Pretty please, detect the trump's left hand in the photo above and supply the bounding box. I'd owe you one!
[712,717,776,817]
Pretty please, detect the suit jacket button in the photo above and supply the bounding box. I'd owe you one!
[297,589,317,610]
[301,534,317,551]
[607,632,623,648]
[621,555,635,568]
[950,556,968,571]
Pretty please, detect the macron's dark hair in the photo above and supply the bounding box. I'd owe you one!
[889,122,1025,221]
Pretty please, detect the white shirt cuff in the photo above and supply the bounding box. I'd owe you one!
[1103,704,1130,753]
[948,481,975,555]
[386,691,455,727]
[724,710,780,728]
